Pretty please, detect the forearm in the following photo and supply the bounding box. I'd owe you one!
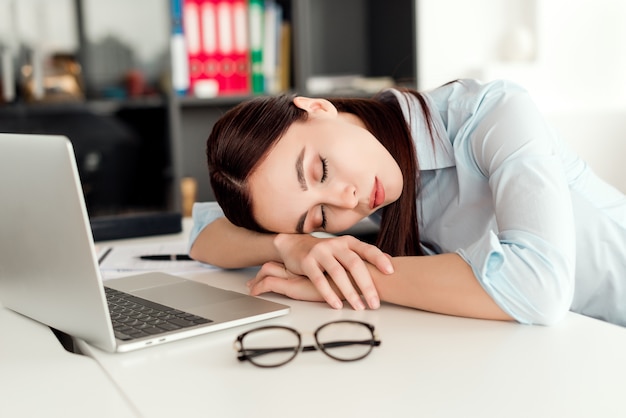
[189,217,280,268]
[371,254,513,321]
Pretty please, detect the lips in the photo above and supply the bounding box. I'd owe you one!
[369,177,385,209]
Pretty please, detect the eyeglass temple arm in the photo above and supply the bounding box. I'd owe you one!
[238,339,381,361]
[316,339,381,350]
[237,345,299,361]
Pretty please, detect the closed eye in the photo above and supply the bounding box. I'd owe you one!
[320,205,327,230]
[320,157,328,183]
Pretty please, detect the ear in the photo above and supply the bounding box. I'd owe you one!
[292,96,338,118]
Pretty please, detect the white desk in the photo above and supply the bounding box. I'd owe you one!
[0,304,138,418]
[77,224,626,418]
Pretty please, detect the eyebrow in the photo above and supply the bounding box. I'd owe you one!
[295,147,307,233]
[296,147,307,192]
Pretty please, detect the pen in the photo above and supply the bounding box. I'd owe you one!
[98,247,113,265]
[139,254,194,261]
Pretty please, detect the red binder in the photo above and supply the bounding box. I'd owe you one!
[184,0,250,97]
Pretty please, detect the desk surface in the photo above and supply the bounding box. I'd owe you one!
[0,304,137,417]
[77,223,626,418]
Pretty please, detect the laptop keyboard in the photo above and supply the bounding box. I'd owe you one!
[105,287,213,341]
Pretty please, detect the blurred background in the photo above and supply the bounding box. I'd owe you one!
[1,0,624,212]
[418,0,626,193]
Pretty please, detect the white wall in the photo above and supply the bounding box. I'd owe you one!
[0,0,78,53]
[2,0,624,192]
[417,0,626,193]
[0,0,167,70]
[417,0,626,106]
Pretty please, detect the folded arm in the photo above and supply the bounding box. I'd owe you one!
[372,254,512,320]
[189,211,393,311]
[189,216,280,268]
[248,252,513,321]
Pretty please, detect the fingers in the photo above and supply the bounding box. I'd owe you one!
[333,250,380,310]
[300,243,369,311]
[355,240,394,275]
[246,261,287,290]
[249,261,346,310]
[247,262,325,303]
[268,235,392,311]
[314,236,389,310]
[316,258,366,310]
[304,265,346,310]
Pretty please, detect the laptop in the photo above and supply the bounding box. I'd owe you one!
[0,133,290,353]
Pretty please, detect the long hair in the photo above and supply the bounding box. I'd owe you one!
[206,90,436,256]
[206,94,305,232]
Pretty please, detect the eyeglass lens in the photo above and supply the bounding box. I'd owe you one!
[240,326,300,367]
[315,321,375,361]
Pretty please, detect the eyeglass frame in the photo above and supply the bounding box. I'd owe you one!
[234,320,381,368]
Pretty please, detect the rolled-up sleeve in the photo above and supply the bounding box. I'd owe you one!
[188,201,224,251]
[452,81,576,325]
[458,230,574,325]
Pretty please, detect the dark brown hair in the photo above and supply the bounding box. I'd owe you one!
[206,89,435,256]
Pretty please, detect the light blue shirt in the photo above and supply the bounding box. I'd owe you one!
[190,79,626,327]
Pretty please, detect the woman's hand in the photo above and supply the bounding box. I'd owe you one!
[264,233,394,310]
[247,261,327,303]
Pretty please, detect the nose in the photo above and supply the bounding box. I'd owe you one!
[327,183,358,209]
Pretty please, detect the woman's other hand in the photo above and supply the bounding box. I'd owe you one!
[267,233,393,310]
[247,261,327,303]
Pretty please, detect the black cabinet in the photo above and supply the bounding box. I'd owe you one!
[0,100,172,217]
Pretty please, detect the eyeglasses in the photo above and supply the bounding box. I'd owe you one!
[234,320,381,368]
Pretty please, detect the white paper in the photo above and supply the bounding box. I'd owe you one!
[98,242,218,280]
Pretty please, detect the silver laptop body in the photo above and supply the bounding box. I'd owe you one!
[0,133,289,352]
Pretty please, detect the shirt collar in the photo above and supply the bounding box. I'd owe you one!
[388,89,455,170]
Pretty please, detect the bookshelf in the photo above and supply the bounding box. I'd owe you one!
[170,0,417,203]
[0,0,417,210]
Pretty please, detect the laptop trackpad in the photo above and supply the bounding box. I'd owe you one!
[134,280,243,311]
[110,272,244,311]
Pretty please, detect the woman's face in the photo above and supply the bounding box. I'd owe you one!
[248,97,403,234]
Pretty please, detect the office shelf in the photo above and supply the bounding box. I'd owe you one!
[1,0,417,210]
[170,0,417,203]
